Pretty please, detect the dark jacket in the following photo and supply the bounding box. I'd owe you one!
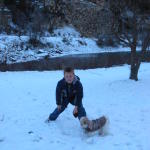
[56,75,83,107]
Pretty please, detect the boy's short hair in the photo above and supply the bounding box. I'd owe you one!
[63,67,74,73]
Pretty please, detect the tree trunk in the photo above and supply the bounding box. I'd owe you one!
[129,47,140,81]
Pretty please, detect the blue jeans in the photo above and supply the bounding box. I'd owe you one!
[49,103,86,121]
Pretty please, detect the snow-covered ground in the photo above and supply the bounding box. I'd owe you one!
[0,26,140,64]
[0,63,150,150]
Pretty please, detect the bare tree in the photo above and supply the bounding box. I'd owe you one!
[0,0,11,33]
[109,0,150,81]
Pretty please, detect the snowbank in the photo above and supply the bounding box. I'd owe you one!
[0,26,140,64]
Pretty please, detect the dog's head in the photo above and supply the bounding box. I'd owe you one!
[80,117,90,129]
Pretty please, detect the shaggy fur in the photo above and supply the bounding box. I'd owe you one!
[80,116,107,133]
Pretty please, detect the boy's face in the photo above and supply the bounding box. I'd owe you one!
[64,71,75,84]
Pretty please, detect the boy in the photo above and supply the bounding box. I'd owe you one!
[47,67,87,122]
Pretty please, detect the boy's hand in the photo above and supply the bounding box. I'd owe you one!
[73,106,78,118]
[73,106,78,114]
[57,105,61,111]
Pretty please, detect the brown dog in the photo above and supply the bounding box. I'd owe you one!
[80,116,107,134]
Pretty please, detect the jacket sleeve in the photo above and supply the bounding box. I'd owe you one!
[75,82,83,107]
[56,81,62,105]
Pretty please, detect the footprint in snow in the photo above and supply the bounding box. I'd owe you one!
[0,138,5,143]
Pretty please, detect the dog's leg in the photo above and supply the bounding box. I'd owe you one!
[99,117,109,136]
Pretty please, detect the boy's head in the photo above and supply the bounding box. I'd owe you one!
[63,67,75,84]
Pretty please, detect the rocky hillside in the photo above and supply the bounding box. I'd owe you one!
[0,0,112,38]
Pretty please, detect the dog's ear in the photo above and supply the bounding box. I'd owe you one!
[88,121,93,130]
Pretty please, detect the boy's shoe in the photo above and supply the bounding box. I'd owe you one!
[45,118,52,123]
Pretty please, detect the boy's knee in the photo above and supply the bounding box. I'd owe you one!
[78,106,86,112]
[49,106,66,121]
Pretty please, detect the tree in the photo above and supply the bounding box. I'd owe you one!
[109,0,150,81]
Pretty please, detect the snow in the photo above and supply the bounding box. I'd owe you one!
[0,26,142,64]
[0,63,150,150]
